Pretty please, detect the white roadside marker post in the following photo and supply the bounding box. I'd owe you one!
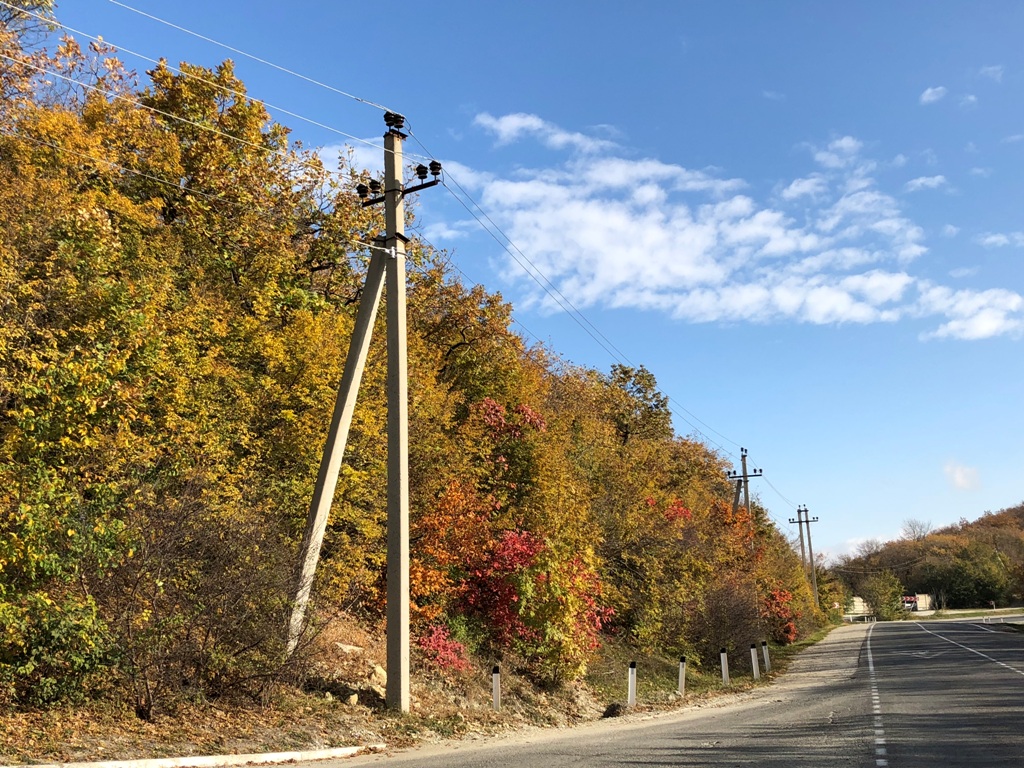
[492,665,501,711]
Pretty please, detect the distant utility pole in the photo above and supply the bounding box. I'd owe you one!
[287,111,441,714]
[727,448,763,518]
[789,507,807,571]
[792,505,820,609]
[726,448,764,628]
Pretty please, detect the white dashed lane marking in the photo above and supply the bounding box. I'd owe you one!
[866,623,888,767]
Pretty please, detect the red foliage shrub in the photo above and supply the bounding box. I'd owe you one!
[416,624,470,671]
[761,588,799,644]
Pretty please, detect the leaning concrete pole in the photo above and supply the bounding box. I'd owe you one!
[286,248,387,655]
[383,122,411,712]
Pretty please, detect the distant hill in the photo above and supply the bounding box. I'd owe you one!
[831,502,1024,610]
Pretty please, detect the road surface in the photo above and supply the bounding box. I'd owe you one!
[321,618,1024,767]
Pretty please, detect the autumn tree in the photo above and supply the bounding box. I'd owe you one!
[862,571,904,621]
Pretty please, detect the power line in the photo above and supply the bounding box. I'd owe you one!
[761,475,799,509]
[0,1,391,158]
[106,0,393,113]
[5,56,327,169]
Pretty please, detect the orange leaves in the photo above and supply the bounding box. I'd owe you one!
[410,480,493,625]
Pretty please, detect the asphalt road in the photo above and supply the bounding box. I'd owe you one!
[322,618,1024,768]
[868,618,1024,766]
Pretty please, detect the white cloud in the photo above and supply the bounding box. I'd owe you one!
[944,461,979,490]
[813,136,863,169]
[969,167,992,177]
[904,175,947,192]
[976,231,1024,247]
[959,94,978,108]
[949,267,977,278]
[942,224,960,237]
[978,233,1010,247]
[918,284,1024,339]
[781,176,828,200]
[474,112,614,153]
[979,65,1004,82]
[452,113,1024,340]
[919,86,948,104]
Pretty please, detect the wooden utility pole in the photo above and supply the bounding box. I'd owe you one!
[287,112,440,714]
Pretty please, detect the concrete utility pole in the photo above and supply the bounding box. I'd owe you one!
[287,246,386,655]
[287,112,440,714]
[382,115,411,713]
[789,506,808,571]
[727,448,763,517]
[796,505,820,609]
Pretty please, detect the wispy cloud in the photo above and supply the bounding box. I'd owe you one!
[762,90,786,101]
[919,86,948,104]
[320,140,383,175]
[959,94,978,108]
[944,461,979,490]
[449,112,1024,341]
[813,136,864,169]
[474,112,615,153]
[942,224,960,237]
[1003,134,1024,144]
[969,167,992,177]
[976,231,1024,247]
[905,175,947,192]
[979,65,1004,82]
[780,175,828,200]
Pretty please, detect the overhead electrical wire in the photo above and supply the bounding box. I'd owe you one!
[106,0,393,113]
[0,2,404,161]
[30,1,810,513]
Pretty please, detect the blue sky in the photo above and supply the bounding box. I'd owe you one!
[54,1,1024,558]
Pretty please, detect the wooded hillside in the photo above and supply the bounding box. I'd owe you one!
[0,7,833,715]
[832,503,1024,613]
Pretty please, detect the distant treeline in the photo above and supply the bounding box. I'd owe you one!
[832,504,1024,614]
